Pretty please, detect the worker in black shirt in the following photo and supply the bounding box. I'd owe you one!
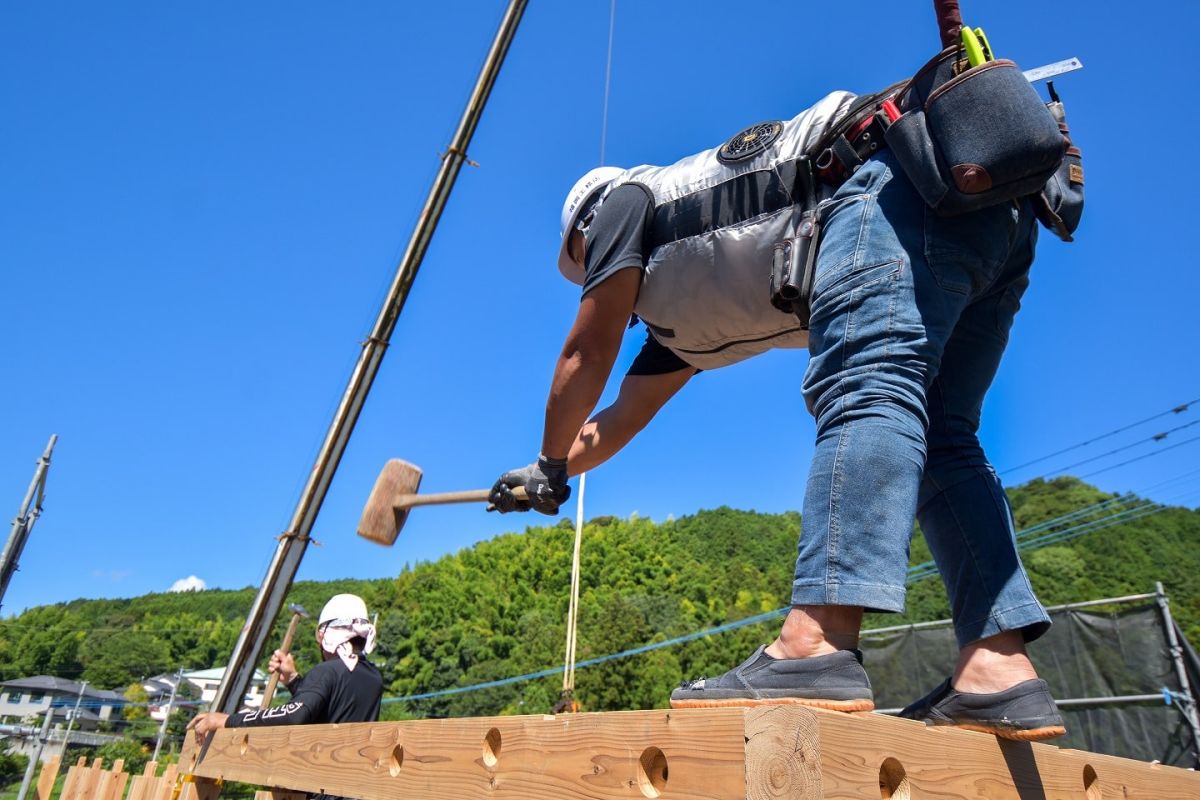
[188,594,383,741]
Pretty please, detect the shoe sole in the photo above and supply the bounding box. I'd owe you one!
[670,696,875,712]
[951,722,1067,741]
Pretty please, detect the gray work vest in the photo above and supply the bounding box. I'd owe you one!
[604,91,856,370]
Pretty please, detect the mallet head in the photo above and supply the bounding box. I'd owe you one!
[357,458,423,546]
[288,603,310,619]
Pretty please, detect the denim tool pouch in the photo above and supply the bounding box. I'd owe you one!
[885,51,1067,216]
[1031,95,1084,241]
[1032,142,1083,241]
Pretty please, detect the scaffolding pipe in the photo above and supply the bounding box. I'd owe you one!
[1156,581,1200,766]
[0,435,58,611]
[211,0,530,714]
[15,708,54,800]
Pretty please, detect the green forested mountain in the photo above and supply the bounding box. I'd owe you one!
[0,477,1196,719]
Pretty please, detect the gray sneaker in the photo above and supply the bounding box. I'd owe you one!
[898,678,1067,741]
[669,646,875,711]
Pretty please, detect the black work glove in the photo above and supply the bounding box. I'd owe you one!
[488,455,571,515]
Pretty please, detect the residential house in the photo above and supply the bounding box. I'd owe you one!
[0,676,123,730]
[0,677,126,762]
[180,668,267,711]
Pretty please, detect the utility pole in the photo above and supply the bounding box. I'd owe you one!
[210,0,531,715]
[0,435,58,611]
[14,707,55,800]
[152,670,181,762]
[62,680,86,748]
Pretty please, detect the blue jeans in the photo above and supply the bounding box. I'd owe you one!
[791,150,1050,647]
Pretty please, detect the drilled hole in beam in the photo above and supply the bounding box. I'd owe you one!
[482,728,502,768]
[879,757,910,800]
[1083,765,1101,800]
[388,744,404,777]
[637,747,669,799]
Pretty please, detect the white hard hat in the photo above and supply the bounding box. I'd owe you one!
[557,166,624,286]
[319,593,369,626]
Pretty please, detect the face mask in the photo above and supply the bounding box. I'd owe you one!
[319,618,376,671]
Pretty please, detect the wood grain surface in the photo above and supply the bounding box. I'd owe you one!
[34,754,60,800]
[811,707,1200,799]
[193,710,748,800]
[173,707,1200,800]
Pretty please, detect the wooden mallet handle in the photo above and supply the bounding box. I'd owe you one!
[392,486,527,510]
[261,612,303,707]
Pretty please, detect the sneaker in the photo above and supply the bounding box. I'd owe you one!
[898,678,1066,741]
[669,646,875,711]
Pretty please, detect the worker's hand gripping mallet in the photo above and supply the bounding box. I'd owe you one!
[357,458,527,545]
[261,603,309,706]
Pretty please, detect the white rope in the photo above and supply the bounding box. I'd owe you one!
[561,0,617,703]
[598,0,616,165]
[562,472,586,693]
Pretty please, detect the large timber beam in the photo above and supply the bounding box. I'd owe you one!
[181,708,1200,800]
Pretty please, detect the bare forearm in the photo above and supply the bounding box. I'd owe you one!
[566,369,695,475]
[567,405,630,475]
[542,349,615,460]
[539,269,641,461]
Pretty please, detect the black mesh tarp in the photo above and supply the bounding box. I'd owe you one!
[860,603,1200,767]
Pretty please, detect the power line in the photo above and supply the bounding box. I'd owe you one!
[1000,397,1197,476]
[1044,419,1200,477]
[1078,434,1200,480]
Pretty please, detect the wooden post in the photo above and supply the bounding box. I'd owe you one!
[59,757,87,800]
[154,764,178,800]
[34,754,61,800]
[176,778,220,800]
[125,762,158,800]
[253,791,306,800]
[79,758,104,800]
[109,770,130,800]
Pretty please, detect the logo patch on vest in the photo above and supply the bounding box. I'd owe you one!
[717,121,783,164]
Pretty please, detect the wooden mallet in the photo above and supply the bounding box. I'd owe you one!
[357,458,526,546]
[261,602,309,706]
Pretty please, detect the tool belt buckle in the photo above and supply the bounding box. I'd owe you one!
[815,98,900,188]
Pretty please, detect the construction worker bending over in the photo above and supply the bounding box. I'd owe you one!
[488,85,1071,740]
[188,594,382,740]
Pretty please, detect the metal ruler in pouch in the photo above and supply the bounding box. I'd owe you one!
[1023,58,1083,83]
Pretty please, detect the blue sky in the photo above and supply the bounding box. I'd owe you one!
[2,1,1198,614]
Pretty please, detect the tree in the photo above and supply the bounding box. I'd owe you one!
[0,748,29,787]
[123,683,150,721]
[96,739,149,775]
[80,631,171,687]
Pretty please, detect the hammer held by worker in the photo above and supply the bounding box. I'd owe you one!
[357,458,526,546]
[260,602,309,706]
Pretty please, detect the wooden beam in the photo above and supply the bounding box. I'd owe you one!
[811,709,1200,799]
[182,708,1200,800]
[195,710,746,800]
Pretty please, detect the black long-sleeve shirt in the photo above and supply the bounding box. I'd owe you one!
[226,657,382,727]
